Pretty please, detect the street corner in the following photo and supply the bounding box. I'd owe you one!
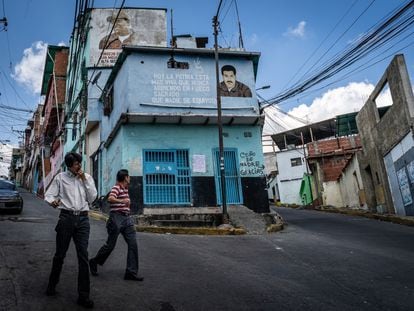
[134,224,246,235]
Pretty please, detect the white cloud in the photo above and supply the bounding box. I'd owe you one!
[287,82,375,123]
[12,41,48,94]
[284,21,306,38]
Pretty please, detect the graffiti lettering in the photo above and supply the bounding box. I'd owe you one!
[239,151,264,176]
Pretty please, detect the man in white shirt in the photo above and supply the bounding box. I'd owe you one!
[44,152,97,309]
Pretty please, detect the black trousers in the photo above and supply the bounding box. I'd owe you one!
[48,212,90,299]
[93,212,138,275]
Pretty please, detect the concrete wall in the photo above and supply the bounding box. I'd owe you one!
[322,181,343,207]
[85,125,100,174]
[356,54,414,214]
[338,153,366,209]
[101,52,259,143]
[99,123,268,213]
[306,136,361,206]
[109,124,264,177]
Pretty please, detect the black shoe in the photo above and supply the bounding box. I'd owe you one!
[89,259,98,276]
[77,297,94,309]
[45,285,56,296]
[124,273,144,281]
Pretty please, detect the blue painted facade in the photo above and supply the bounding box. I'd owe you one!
[91,47,269,213]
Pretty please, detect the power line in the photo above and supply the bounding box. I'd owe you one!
[277,36,414,108]
[282,0,360,91]
[295,0,377,86]
[0,70,32,109]
[262,0,414,109]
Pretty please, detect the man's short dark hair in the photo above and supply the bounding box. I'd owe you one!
[64,152,82,168]
[221,65,236,75]
[117,169,129,182]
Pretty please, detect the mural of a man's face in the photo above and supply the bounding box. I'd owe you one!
[115,17,131,36]
[108,12,131,36]
[222,70,236,91]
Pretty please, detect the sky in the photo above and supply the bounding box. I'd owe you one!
[0,0,413,151]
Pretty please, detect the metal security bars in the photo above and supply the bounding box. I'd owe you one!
[143,149,191,205]
[213,148,243,205]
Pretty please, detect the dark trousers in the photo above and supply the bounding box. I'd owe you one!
[48,212,90,299]
[93,212,138,275]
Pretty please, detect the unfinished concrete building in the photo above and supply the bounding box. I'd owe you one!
[356,54,414,216]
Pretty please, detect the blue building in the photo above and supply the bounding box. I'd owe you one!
[66,7,268,214]
[92,45,269,214]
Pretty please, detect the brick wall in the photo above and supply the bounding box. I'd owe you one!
[307,136,361,156]
[307,136,361,182]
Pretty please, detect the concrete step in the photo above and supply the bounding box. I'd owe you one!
[151,219,214,227]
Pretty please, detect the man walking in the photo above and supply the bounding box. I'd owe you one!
[45,152,97,309]
[89,169,143,281]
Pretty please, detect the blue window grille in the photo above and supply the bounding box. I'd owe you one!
[143,149,191,205]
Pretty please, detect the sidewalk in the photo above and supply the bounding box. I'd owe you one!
[89,205,285,235]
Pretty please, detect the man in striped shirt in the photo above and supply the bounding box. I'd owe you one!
[89,169,143,281]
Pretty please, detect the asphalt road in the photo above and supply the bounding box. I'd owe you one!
[0,190,413,311]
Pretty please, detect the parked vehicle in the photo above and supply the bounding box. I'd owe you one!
[0,179,23,214]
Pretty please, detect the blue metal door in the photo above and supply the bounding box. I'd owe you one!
[213,148,243,205]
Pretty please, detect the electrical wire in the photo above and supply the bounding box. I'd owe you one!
[277,36,414,108]
[0,70,32,109]
[282,0,360,90]
[262,0,414,110]
[294,0,377,88]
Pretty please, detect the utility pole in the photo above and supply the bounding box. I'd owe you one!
[213,0,228,223]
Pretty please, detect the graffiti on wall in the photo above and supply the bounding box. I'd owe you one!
[397,167,413,206]
[239,151,264,176]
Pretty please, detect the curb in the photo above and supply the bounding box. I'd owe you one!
[302,207,414,227]
[135,226,246,235]
[88,210,247,235]
[266,223,284,233]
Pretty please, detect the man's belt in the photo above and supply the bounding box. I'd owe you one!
[60,209,89,216]
[110,210,130,216]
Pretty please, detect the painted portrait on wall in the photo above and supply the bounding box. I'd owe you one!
[99,11,139,49]
[89,8,167,67]
[219,64,252,97]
